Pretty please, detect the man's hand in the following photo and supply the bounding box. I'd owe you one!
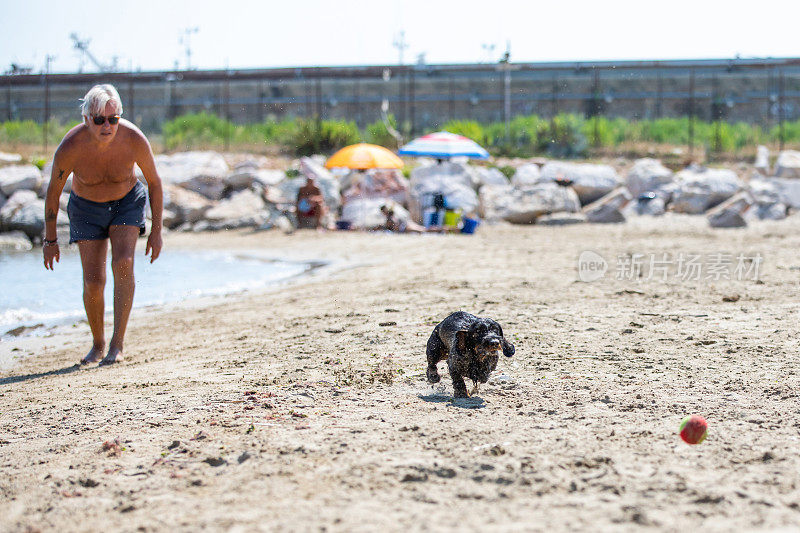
[43,243,60,270]
[145,231,162,263]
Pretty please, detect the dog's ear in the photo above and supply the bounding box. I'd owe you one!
[502,338,515,358]
[456,330,470,353]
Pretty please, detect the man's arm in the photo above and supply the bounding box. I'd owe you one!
[133,130,163,263]
[43,148,72,270]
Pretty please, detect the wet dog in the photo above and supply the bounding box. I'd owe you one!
[426,312,515,398]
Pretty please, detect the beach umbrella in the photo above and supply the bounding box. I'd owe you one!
[324,143,404,170]
[398,131,490,160]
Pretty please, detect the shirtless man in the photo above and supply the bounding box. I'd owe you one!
[43,84,163,366]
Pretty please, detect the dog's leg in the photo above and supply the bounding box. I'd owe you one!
[447,357,469,398]
[469,382,479,396]
[425,331,445,384]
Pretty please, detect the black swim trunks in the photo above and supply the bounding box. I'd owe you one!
[67,181,147,244]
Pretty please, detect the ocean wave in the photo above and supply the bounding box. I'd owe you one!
[0,308,83,330]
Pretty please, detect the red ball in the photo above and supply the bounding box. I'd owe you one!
[680,415,708,444]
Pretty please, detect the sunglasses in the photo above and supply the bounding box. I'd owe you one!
[92,114,120,125]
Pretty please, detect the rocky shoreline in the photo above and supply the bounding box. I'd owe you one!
[1,147,799,250]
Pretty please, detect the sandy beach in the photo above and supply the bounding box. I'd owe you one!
[2,216,800,532]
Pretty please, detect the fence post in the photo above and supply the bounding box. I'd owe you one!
[6,78,11,121]
[449,75,455,121]
[224,70,231,152]
[128,72,135,125]
[656,69,663,118]
[43,55,53,153]
[688,69,695,160]
[779,71,785,152]
[409,68,415,137]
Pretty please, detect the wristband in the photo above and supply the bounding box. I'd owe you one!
[43,238,58,246]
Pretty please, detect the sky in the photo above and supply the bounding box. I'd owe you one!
[2,0,798,74]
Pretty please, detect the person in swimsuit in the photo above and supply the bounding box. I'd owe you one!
[42,84,164,366]
[295,176,327,229]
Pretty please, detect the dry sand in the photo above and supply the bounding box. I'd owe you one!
[1,215,800,532]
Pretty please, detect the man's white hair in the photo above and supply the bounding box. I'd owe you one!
[80,84,123,117]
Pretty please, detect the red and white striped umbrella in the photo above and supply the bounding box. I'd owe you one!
[398,131,489,159]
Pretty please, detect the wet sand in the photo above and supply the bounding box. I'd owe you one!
[1,215,800,532]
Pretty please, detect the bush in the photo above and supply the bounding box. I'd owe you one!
[441,120,486,145]
[290,119,361,156]
[0,119,72,147]
[366,114,400,149]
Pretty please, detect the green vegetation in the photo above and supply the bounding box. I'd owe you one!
[2,112,800,158]
[0,119,73,148]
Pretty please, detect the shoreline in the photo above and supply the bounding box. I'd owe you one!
[0,234,362,370]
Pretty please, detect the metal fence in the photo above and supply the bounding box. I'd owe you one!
[3,57,800,152]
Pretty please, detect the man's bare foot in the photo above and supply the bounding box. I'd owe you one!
[99,346,123,366]
[80,344,105,365]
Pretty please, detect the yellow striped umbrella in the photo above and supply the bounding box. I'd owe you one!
[324,143,404,170]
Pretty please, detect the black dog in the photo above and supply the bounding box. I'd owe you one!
[426,312,515,398]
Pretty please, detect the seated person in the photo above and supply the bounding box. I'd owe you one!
[296,176,328,229]
[380,204,425,234]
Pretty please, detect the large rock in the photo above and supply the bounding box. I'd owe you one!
[762,177,800,209]
[410,161,478,190]
[479,182,581,224]
[539,161,621,205]
[625,193,666,217]
[707,192,752,228]
[670,166,742,214]
[202,189,267,229]
[474,167,508,187]
[340,198,412,230]
[163,184,214,228]
[747,179,787,220]
[0,165,42,196]
[774,150,800,179]
[583,188,632,223]
[409,167,479,222]
[536,212,587,226]
[225,168,286,193]
[0,231,32,251]
[149,151,230,199]
[341,169,408,205]
[625,159,674,197]
[0,190,45,240]
[755,145,770,175]
[511,164,542,186]
[0,152,23,164]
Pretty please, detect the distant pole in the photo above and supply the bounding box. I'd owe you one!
[409,68,415,137]
[393,31,408,66]
[592,70,600,148]
[504,65,511,144]
[712,75,720,157]
[656,69,663,118]
[224,68,231,152]
[499,43,514,146]
[450,75,456,120]
[6,79,11,121]
[43,55,54,152]
[353,78,360,126]
[315,76,322,126]
[128,61,135,123]
[688,69,695,160]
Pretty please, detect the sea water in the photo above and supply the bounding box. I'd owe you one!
[0,248,314,333]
